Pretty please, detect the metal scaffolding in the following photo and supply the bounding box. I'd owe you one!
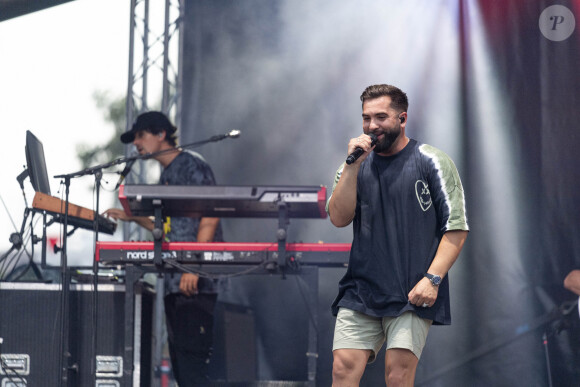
[124,0,184,241]
[123,3,185,385]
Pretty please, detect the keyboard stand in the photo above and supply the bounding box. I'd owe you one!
[121,263,320,387]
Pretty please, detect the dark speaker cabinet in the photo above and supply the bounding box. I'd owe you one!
[0,282,153,387]
[211,302,257,382]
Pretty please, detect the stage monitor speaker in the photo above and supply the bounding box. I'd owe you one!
[0,282,153,387]
[211,302,257,382]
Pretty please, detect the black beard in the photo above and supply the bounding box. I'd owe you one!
[373,126,401,154]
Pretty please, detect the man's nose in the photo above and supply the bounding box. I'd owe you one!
[369,119,380,130]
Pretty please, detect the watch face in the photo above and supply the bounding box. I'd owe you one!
[426,273,441,286]
[431,275,442,286]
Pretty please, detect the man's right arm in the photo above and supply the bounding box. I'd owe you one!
[328,134,374,227]
[328,164,360,227]
[103,208,154,231]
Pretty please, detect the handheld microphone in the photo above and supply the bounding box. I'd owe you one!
[345,133,378,165]
[115,157,137,189]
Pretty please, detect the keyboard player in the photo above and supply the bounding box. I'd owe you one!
[104,111,223,387]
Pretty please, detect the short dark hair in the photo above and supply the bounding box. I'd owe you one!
[360,84,409,113]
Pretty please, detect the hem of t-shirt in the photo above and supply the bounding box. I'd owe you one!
[334,300,405,319]
[334,300,451,326]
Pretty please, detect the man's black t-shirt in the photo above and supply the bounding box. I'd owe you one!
[327,139,469,325]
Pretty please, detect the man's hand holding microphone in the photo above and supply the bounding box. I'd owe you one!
[345,133,378,165]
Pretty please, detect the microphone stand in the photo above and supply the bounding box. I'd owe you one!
[53,167,109,386]
[119,129,241,179]
[57,129,241,189]
[53,130,241,183]
[90,169,102,387]
[55,175,72,386]
[51,129,240,386]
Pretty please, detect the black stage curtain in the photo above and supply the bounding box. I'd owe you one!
[179,1,580,385]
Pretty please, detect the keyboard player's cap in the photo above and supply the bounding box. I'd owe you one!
[121,111,177,144]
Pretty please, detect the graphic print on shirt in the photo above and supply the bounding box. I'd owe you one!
[415,179,432,211]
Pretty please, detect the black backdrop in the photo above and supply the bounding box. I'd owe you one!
[179,1,580,385]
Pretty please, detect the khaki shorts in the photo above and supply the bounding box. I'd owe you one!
[333,308,432,362]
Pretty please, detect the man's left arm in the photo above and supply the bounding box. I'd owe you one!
[409,146,469,307]
[408,230,468,307]
[179,216,221,296]
[178,156,223,296]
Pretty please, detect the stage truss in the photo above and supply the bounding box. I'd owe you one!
[124,0,184,241]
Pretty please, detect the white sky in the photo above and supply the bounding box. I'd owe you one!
[0,0,131,267]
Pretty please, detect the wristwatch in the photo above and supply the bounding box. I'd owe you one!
[425,273,442,286]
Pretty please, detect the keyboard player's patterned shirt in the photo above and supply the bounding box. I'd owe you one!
[160,150,224,295]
